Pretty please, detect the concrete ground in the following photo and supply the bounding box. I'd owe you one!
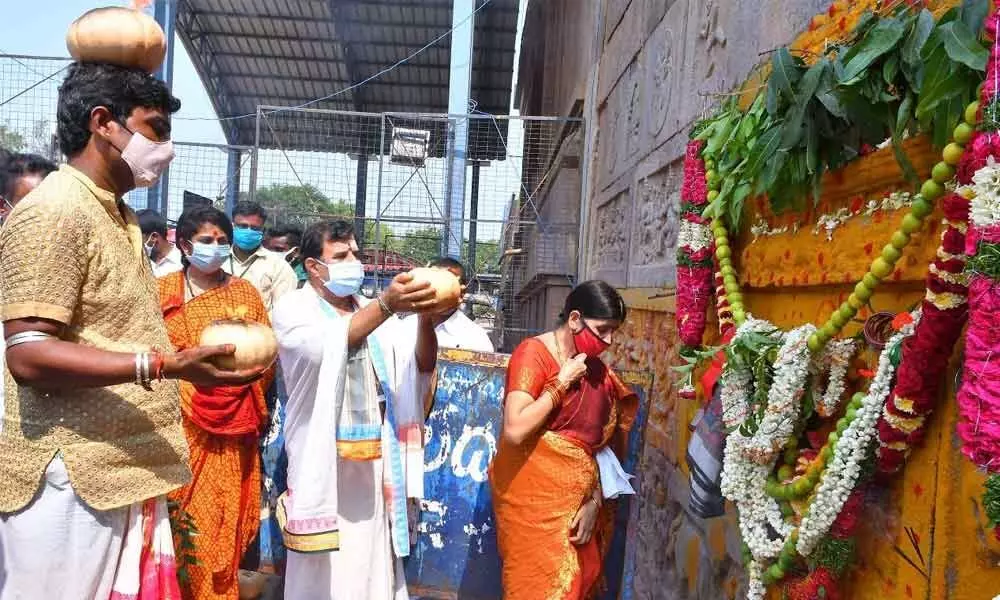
[239,570,283,600]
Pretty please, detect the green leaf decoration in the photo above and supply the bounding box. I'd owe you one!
[781,60,828,149]
[983,474,1000,525]
[960,0,990,35]
[769,47,802,106]
[840,18,906,83]
[903,9,935,68]
[938,20,988,71]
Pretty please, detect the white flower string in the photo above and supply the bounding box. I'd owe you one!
[796,312,920,556]
[722,319,810,562]
[720,312,919,596]
[971,157,1000,228]
[720,317,777,428]
[815,339,858,418]
[743,324,817,465]
[746,561,767,600]
[678,218,714,252]
[750,192,914,243]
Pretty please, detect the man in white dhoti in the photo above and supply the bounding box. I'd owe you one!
[271,219,443,600]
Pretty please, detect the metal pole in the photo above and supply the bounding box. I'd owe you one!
[375,115,387,291]
[225,148,241,214]
[468,161,480,277]
[354,154,368,246]
[444,0,475,259]
[248,106,262,207]
[152,0,177,216]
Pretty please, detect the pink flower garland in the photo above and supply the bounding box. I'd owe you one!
[676,140,715,348]
[957,277,1000,468]
[956,8,1000,473]
[876,194,970,474]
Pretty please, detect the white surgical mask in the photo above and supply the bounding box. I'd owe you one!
[187,242,231,273]
[117,126,175,188]
[323,260,364,297]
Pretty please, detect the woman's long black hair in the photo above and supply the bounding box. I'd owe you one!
[559,280,627,324]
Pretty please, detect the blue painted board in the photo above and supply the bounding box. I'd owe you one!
[405,349,652,599]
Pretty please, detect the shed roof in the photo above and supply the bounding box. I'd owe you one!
[176,0,519,155]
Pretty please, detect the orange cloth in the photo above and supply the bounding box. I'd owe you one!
[489,338,637,600]
[158,272,274,600]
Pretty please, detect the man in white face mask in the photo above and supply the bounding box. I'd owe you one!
[0,62,263,598]
[137,208,183,277]
[271,219,453,600]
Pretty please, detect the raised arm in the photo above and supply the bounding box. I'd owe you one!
[346,272,437,351]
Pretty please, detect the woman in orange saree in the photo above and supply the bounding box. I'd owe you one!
[158,205,274,600]
[490,281,637,600]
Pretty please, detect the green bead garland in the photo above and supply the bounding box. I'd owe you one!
[705,99,978,352]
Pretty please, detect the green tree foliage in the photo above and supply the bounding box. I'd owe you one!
[0,126,24,152]
[246,184,501,272]
[249,183,354,216]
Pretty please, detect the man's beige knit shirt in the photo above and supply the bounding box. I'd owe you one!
[0,165,190,513]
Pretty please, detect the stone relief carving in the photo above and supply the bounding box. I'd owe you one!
[647,23,676,137]
[601,61,642,181]
[632,167,681,266]
[625,65,642,156]
[591,191,630,271]
[601,102,620,179]
[699,0,727,54]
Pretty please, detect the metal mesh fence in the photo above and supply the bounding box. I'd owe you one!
[250,108,582,350]
[0,55,69,162]
[0,54,583,352]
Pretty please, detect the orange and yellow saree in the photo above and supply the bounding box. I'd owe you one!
[489,338,637,600]
[158,272,274,600]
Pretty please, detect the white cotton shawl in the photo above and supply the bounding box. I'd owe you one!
[272,285,432,557]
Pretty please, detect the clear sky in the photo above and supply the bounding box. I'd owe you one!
[0,0,226,144]
[0,1,534,243]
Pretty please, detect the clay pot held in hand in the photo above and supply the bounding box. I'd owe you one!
[199,320,278,371]
[408,267,462,313]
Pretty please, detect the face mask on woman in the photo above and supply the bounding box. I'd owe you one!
[187,242,231,273]
[323,260,364,297]
[573,319,611,358]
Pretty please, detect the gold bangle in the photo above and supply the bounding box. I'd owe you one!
[543,378,568,408]
[376,295,394,317]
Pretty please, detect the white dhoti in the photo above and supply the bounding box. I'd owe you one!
[0,458,177,600]
[0,458,126,599]
[285,458,408,600]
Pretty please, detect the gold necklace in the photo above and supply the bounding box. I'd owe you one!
[552,330,568,366]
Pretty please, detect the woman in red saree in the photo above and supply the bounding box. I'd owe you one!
[490,281,637,600]
[158,205,274,600]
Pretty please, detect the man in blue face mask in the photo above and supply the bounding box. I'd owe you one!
[222,201,298,315]
[271,219,453,600]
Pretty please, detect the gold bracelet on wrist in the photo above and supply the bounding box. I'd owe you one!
[542,378,569,409]
[376,295,394,318]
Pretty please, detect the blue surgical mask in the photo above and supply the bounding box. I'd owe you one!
[323,260,364,297]
[233,227,264,252]
[187,242,231,273]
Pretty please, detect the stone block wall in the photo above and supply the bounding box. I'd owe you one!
[515,0,840,596]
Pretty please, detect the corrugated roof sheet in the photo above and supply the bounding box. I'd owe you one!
[176,0,518,154]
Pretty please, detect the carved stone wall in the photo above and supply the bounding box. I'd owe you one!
[587,0,830,288]
[515,0,837,595]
